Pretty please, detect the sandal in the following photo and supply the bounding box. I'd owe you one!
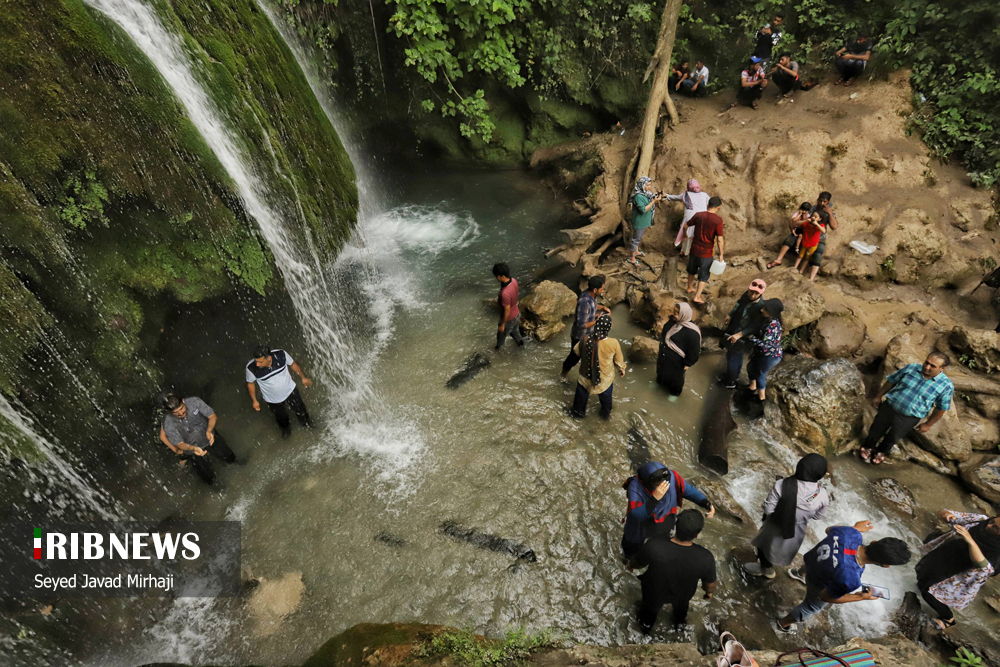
[834,78,845,86]
[636,251,646,257]
[626,258,639,267]
[872,453,885,465]
[931,618,957,631]
[859,447,871,463]
[843,78,854,87]
[751,100,759,110]
[766,260,781,269]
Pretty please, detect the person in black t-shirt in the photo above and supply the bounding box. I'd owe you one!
[668,59,691,91]
[835,35,872,86]
[752,15,784,71]
[629,509,717,632]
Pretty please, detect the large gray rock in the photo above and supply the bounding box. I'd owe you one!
[811,312,866,359]
[960,454,1000,503]
[895,440,959,476]
[703,268,826,332]
[963,411,1000,451]
[949,326,1000,373]
[968,392,1000,419]
[871,478,916,516]
[766,357,866,455]
[629,336,659,363]
[520,280,577,341]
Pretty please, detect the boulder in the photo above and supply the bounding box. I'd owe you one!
[766,357,866,455]
[629,336,659,363]
[599,276,628,306]
[870,478,916,516]
[883,334,971,462]
[894,440,958,476]
[839,251,880,287]
[948,326,1000,373]
[959,454,1000,503]
[627,284,675,330]
[967,392,1000,419]
[878,208,948,284]
[811,312,866,359]
[963,411,1000,451]
[520,280,577,341]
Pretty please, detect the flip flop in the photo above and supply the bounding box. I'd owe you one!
[843,79,854,87]
[931,618,957,630]
[636,251,646,257]
[859,447,872,463]
[766,260,781,269]
[626,258,639,267]
[872,453,886,465]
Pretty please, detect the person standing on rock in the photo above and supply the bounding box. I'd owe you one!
[859,352,954,465]
[916,509,1000,630]
[720,279,766,389]
[776,521,911,632]
[685,196,724,304]
[246,345,313,438]
[656,302,701,399]
[667,179,711,257]
[562,275,610,376]
[629,509,717,632]
[621,461,715,559]
[569,314,625,420]
[834,34,872,87]
[159,392,238,485]
[742,454,829,579]
[629,177,662,267]
[492,262,525,350]
[732,297,784,415]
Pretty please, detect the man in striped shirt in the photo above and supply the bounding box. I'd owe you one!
[860,352,954,465]
[246,345,313,438]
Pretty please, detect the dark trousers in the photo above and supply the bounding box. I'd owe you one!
[571,382,613,419]
[496,315,525,349]
[724,344,746,385]
[562,335,582,374]
[835,58,865,80]
[863,401,921,455]
[757,547,773,569]
[737,85,763,106]
[917,574,954,621]
[267,387,312,436]
[639,594,691,632]
[184,430,236,485]
[773,71,800,94]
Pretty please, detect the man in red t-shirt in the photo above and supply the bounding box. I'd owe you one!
[685,197,725,304]
[492,262,525,350]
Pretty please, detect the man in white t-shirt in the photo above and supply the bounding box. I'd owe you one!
[680,61,709,97]
[245,345,314,437]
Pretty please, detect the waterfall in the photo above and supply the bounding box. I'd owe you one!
[84,0,424,476]
[0,394,116,520]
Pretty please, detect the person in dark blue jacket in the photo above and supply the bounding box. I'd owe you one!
[622,461,715,558]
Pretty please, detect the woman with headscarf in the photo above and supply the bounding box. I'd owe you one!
[570,314,626,420]
[622,461,715,559]
[656,302,702,399]
[667,179,711,257]
[743,454,829,579]
[629,177,661,267]
[916,510,1000,629]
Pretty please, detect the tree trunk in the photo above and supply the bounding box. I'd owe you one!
[620,0,683,216]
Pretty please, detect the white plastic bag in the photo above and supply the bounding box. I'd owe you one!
[849,240,878,255]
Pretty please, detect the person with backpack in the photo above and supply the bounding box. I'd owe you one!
[743,454,829,579]
[621,461,715,559]
[569,314,625,420]
[629,509,717,632]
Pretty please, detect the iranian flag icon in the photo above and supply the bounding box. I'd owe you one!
[34,528,41,559]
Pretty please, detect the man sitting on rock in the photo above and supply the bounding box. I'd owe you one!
[776,520,911,632]
[860,352,954,465]
[630,509,717,632]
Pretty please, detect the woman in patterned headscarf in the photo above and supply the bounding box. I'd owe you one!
[629,177,661,267]
[570,314,626,420]
[656,302,701,398]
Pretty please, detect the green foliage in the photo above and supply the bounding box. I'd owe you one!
[782,327,802,352]
[880,255,896,274]
[959,353,978,370]
[416,628,557,667]
[943,647,984,667]
[979,255,997,273]
[58,169,109,230]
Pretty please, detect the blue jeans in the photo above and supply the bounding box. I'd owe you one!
[724,345,746,385]
[790,580,829,622]
[748,355,781,389]
[571,382,613,419]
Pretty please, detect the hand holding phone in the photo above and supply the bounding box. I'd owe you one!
[862,584,890,600]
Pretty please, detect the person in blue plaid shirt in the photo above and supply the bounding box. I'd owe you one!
[860,352,953,465]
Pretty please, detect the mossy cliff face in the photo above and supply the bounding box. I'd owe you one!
[0,0,357,457]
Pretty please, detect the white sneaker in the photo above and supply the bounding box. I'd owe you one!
[743,562,776,579]
[788,567,807,584]
[775,620,796,634]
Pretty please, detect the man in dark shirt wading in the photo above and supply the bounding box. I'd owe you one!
[159,393,237,485]
[630,509,717,632]
[246,346,313,438]
[562,275,610,376]
[493,262,525,350]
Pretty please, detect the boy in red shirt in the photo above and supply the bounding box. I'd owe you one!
[792,211,828,279]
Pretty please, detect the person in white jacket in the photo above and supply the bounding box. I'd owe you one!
[667,179,711,256]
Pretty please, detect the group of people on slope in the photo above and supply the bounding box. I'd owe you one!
[734,14,871,109]
[157,345,314,485]
[668,59,710,97]
[626,451,1000,637]
[765,191,839,280]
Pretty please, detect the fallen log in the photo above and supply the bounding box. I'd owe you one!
[699,384,736,475]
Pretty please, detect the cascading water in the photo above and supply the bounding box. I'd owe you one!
[83,0,424,477]
[0,394,116,520]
